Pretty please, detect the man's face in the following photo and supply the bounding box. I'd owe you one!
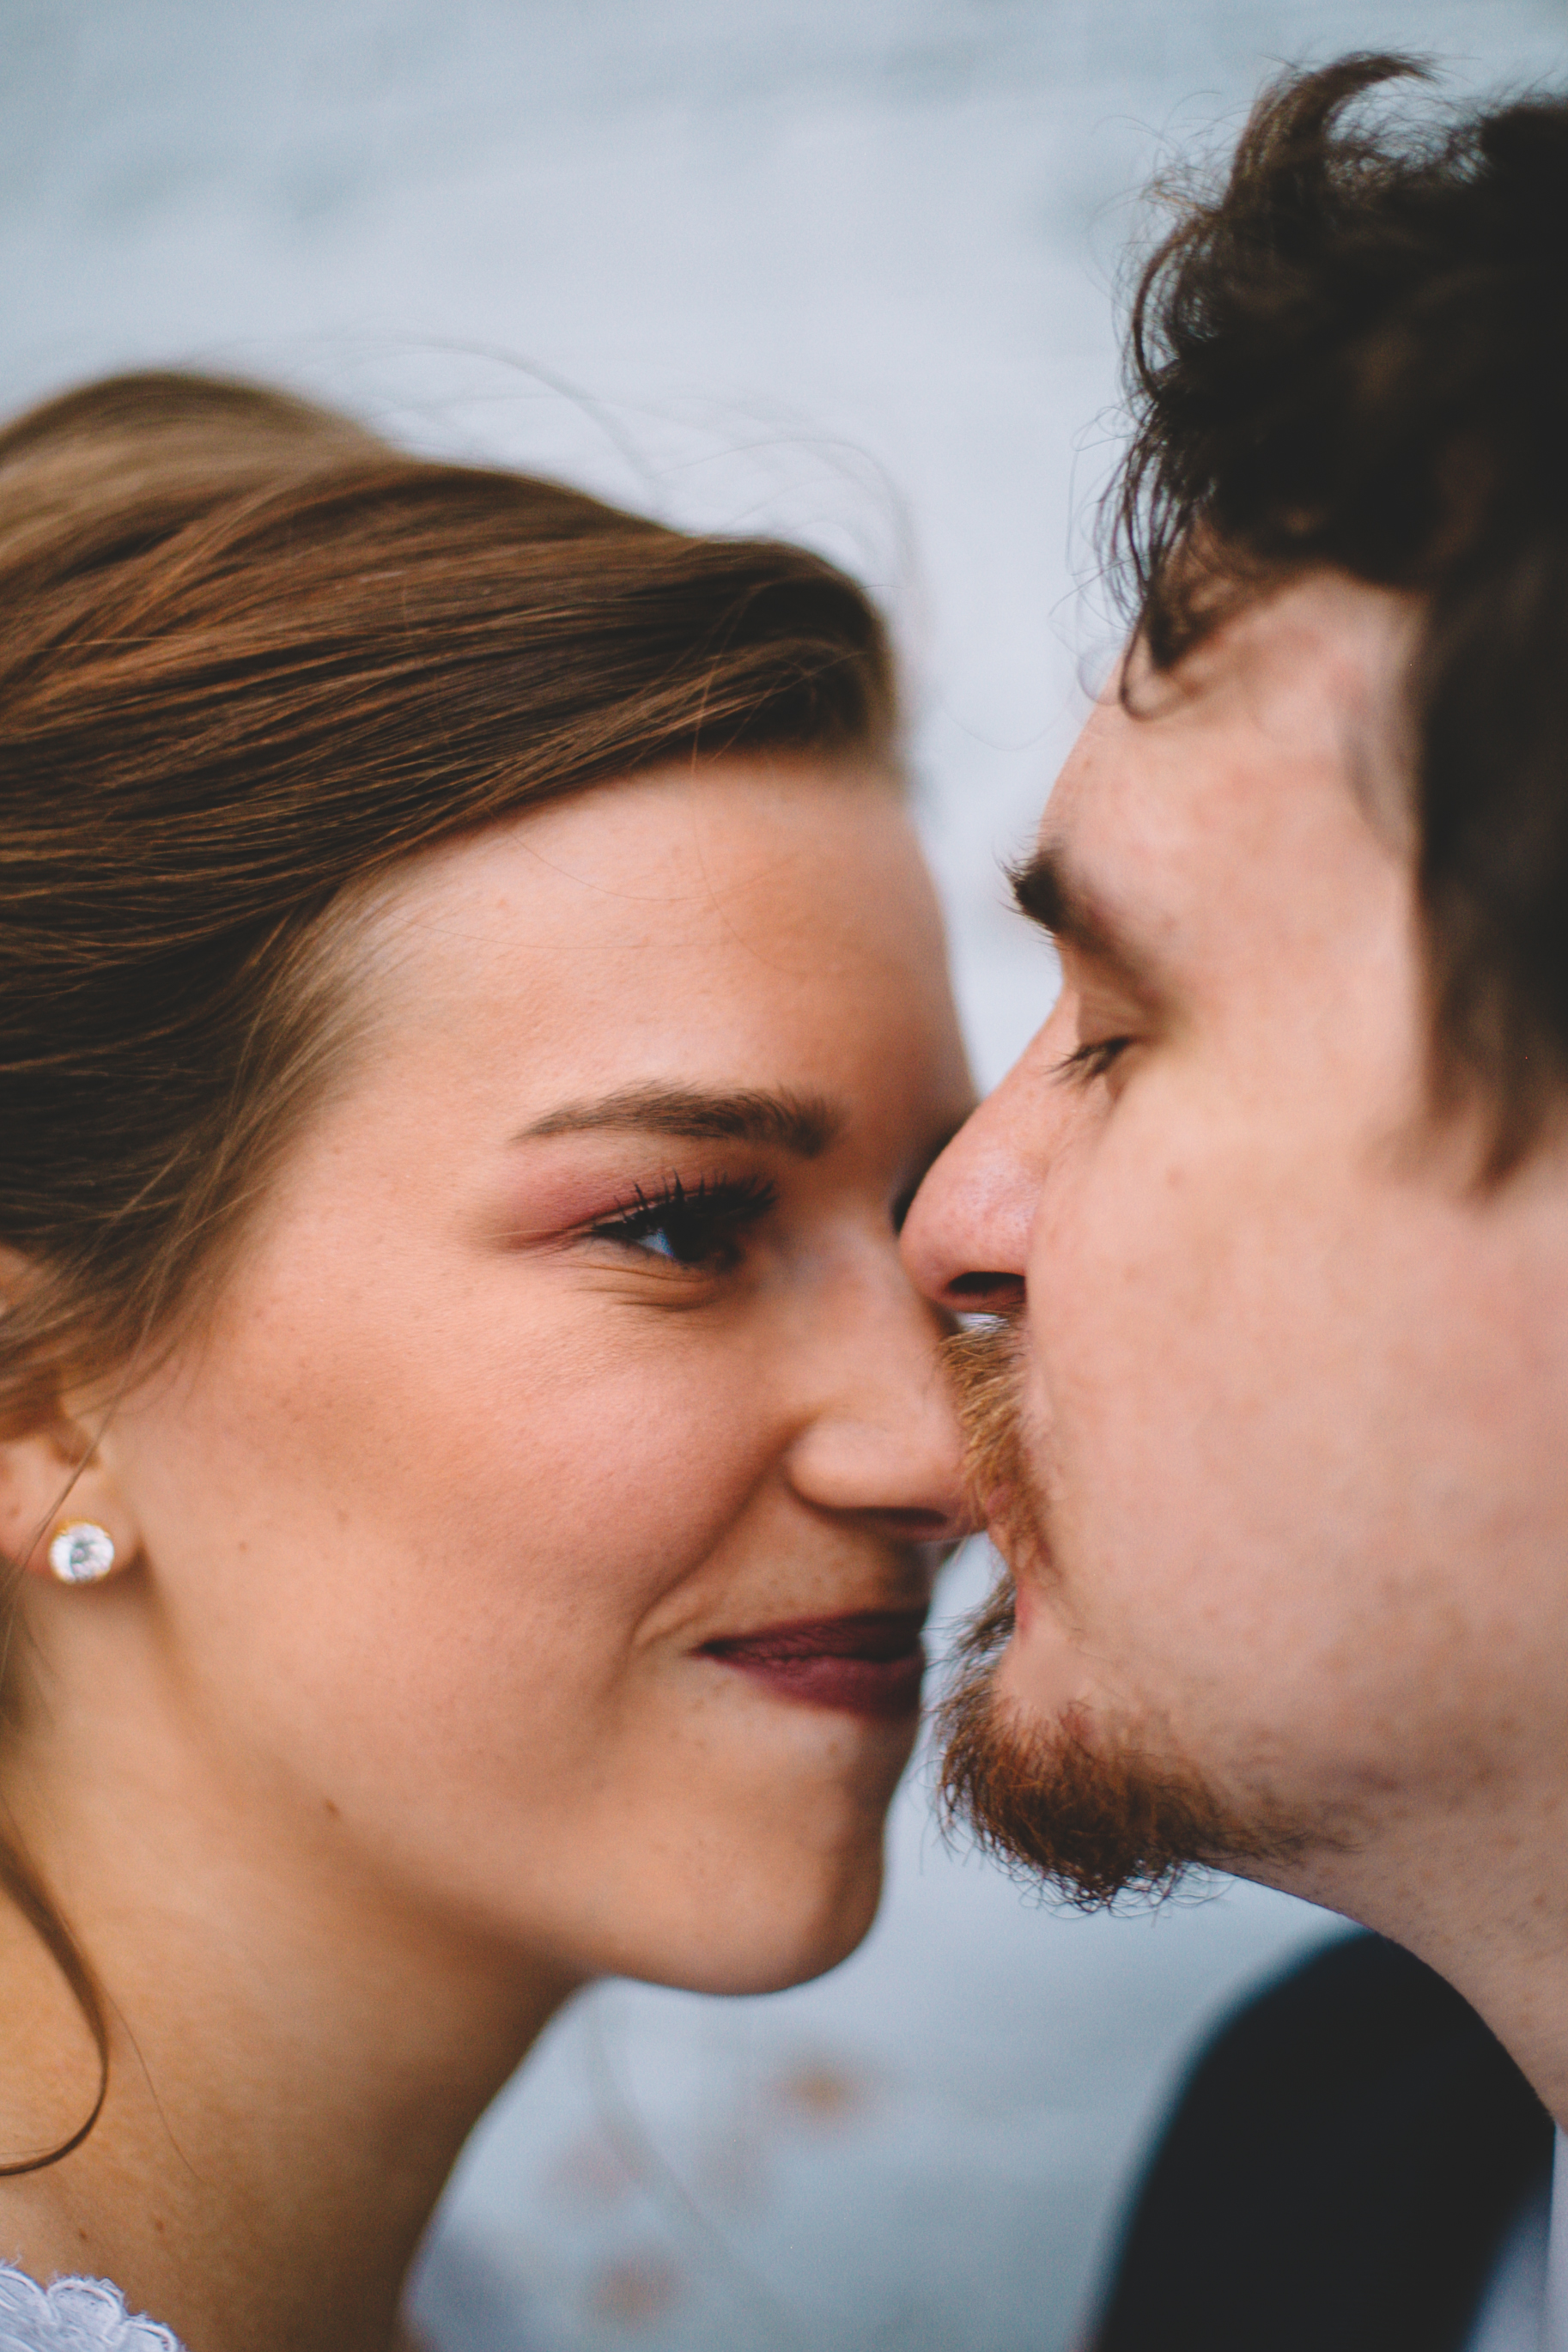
[903,571,1568,1911]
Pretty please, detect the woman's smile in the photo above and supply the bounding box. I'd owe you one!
[700,1606,930,1719]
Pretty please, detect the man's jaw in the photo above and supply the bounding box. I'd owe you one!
[936,1610,1315,1909]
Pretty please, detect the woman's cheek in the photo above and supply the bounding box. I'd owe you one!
[419,1302,778,1614]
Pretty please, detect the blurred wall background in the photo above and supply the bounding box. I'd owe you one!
[5,3,1562,2347]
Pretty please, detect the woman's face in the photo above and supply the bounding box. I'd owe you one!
[88,758,973,1996]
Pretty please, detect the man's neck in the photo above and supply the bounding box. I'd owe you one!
[1267,1776,1568,2129]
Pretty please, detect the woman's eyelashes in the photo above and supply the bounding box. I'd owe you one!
[586,1171,780,1274]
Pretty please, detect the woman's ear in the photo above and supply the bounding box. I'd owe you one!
[0,1415,139,1583]
[0,1252,141,1582]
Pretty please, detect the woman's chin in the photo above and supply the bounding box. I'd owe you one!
[605,1842,890,2001]
[689,1877,887,1998]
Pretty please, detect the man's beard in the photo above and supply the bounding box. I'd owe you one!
[936,1318,1310,1908]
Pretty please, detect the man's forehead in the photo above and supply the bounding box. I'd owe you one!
[1032,693,1190,921]
[1127,570,1417,717]
[1021,747,1179,992]
[1127,579,1418,815]
[1031,583,1417,970]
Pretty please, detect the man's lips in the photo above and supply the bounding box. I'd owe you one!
[699,1608,927,1720]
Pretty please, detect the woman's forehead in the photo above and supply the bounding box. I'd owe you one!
[359,761,928,986]
[289,762,970,1160]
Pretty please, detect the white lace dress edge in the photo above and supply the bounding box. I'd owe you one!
[0,2260,185,2351]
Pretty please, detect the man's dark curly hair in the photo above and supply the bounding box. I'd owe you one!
[1112,52,1568,1172]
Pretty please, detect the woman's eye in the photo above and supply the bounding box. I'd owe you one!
[588,1175,778,1273]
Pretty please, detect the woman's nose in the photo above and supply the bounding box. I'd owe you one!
[782,1272,971,1544]
[899,1076,1036,1316]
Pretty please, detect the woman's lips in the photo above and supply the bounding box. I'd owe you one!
[700,1608,927,1720]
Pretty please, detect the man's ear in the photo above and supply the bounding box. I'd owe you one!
[0,1249,141,1581]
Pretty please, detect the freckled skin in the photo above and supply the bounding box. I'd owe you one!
[0,754,972,2352]
[904,573,1568,2126]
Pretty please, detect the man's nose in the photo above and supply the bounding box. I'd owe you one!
[900,1067,1038,1316]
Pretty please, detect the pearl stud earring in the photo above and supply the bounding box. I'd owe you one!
[46,1522,117,1585]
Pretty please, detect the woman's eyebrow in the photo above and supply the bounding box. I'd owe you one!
[518,1084,842,1158]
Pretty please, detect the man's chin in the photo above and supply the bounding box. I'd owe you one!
[936,1586,1311,1909]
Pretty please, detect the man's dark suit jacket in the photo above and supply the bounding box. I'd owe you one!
[1091,1931,1553,2352]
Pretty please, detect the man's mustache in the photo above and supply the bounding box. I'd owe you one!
[941,1313,1048,1586]
[942,1314,1027,1519]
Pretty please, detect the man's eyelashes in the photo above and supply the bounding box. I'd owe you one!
[1053,1036,1134,1087]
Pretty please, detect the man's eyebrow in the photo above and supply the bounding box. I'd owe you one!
[518,1084,842,1158]
[1008,843,1161,988]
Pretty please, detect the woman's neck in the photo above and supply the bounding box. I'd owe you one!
[0,1745,579,2352]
